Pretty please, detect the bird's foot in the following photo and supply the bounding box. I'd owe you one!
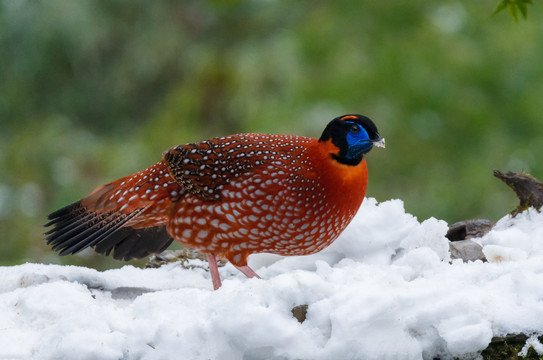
[206,253,222,290]
[234,265,261,279]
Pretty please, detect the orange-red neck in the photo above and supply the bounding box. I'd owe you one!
[312,139,368,213]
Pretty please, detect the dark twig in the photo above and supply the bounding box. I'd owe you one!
[494,170,543,216]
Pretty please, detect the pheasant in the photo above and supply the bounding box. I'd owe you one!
[45,114,385,289]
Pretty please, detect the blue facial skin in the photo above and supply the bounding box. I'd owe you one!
[345,121,373,160]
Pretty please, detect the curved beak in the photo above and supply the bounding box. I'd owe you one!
[372,137,386,149]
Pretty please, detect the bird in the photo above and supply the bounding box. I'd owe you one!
[45,114,385,290]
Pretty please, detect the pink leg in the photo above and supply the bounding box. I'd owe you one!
[234,265,261,279]
[206,253,222,290]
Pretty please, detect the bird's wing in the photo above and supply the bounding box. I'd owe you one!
[163,137,260,201]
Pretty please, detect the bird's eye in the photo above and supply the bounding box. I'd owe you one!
[350,125,361,134]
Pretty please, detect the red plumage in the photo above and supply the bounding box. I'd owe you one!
[45,115,383,289]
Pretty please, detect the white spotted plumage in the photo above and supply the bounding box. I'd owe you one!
[154,132,365,267]
[46,114,381,290]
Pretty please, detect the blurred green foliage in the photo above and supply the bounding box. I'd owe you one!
[1,0,543,268]
[494,0,533,21]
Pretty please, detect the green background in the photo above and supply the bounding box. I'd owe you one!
[2,0,542,268]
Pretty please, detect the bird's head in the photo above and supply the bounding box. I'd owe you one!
[319,114,385,166]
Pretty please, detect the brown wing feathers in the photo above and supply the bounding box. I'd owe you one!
[163,139,257,201]
[163,142,226,201]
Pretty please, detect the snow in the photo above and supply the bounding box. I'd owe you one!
[2,198,543,360]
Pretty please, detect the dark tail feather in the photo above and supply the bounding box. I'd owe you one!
[45,201,174,261]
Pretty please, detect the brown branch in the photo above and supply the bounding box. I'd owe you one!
[493,170,543,216]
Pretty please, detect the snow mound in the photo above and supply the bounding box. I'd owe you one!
[2,199,543,360]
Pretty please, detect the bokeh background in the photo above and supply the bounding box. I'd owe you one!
[2,0,542,268]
